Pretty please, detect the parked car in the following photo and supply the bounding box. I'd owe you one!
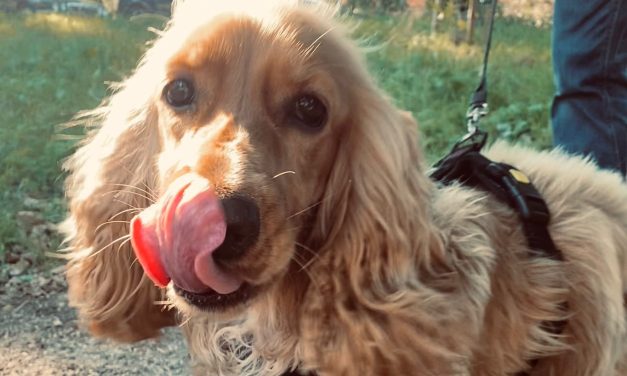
[0,0,27,12]
[22,0,55,11]
[58,2,107,16]
[117,0,172,16]
[6,0,106,15]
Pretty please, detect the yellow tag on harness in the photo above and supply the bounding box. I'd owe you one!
[509,169,530,184]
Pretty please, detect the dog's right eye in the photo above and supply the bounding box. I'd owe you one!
[287,94,327,131]
[164,79,195,108]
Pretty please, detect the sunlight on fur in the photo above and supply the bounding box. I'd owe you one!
[62,0,627,375]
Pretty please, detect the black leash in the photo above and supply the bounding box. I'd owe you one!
[439,0,499,157]
[468,0,498,127]
[431,0,499,182]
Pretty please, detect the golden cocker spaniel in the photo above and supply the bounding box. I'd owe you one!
[62,1,627,375]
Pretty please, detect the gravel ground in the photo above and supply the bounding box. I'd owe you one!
[0,269,190,376]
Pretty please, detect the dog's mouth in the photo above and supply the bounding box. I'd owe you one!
[129,173,262,310]
[173,283,256,310]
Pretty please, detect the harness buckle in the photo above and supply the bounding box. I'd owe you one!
[485,163,551,226]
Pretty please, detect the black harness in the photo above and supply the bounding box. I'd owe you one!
[430,136,562,262]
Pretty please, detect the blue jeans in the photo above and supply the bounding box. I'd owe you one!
[551,0,627,177]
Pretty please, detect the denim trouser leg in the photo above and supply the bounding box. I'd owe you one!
[551,0,627,177]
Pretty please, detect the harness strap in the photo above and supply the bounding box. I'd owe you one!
[431,149,562,261]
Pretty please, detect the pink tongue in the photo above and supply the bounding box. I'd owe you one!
[130,174,243,295]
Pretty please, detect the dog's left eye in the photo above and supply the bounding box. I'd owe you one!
[289,94,327,130]
[164,79,195,108]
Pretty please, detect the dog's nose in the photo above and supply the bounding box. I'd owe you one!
[212,195,260,262]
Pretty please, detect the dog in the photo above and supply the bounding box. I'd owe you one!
[61,1,627,374]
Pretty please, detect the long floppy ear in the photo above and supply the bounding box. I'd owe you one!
[61,61,175,342]
[316,91,445,286]
[300,87,470,373]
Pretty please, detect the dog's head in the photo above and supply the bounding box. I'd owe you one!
[64,0,424,339]
[125,2,365,315]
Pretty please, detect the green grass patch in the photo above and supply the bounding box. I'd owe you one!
[353,14,553,157]
[0,12,166,259]
[0,11,553,262]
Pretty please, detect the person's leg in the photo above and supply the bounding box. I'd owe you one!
[551,0,627,177]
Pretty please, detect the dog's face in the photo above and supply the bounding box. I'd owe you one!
[129,5,363,317]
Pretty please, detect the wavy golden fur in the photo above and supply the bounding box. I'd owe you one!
[62,1,627,374]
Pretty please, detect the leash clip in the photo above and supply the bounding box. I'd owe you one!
[443,101,489,155]
[445,102,489,155]
[466,102,489,135]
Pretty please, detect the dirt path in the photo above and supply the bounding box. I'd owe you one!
[0,268,189,376]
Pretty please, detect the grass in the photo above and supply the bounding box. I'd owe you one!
[0,10,554,261]
[353,13,554,155]
[0,12,166,259]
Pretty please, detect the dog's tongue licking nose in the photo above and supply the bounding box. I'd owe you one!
[130,174,243,294]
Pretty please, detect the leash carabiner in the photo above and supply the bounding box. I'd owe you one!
[446,101,489,155]
[466,102,488,135]
[446,0,497,156]
[455,101,489,151]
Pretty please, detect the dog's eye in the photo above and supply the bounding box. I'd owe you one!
[290,94,327,130]
[164,79,195,108]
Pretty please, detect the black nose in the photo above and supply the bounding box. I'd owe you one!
[212,195,260,262]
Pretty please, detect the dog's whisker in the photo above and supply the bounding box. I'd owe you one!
[140,180,159,196]
[296,256,317,274]
[296,251,320,274]
[108,207,142,221]
[116,167,159,197]
[287,200,323,220]
[117,236,133,253]
[294,241,315,254]
[94,220,130,234]
[106,183,158,201]
[129,259,139,270]
[294,242,321,268]
[286,183,346,223]
[285,184,343,222]
[104,189,156,204]
[87,234,131,259]
[146,187,159,200]
[291,253,321,293]
[291,252,307,269]
[113,198,145,211]
[272,171,296,179]
[303,27,336,58]
[295,242,321,264]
